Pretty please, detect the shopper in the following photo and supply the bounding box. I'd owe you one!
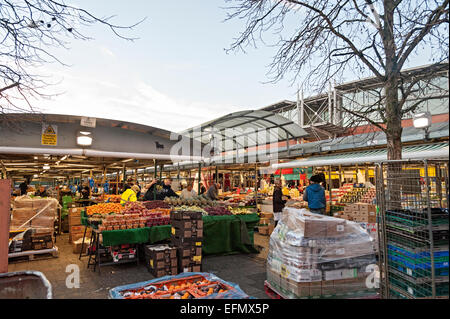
[19,178,30,196]
[303,175,326,215]
[205,183,220,201]
[273,180,287,226]
[120,185,140,204]
[81,184,90,199]
[180,183,196,199]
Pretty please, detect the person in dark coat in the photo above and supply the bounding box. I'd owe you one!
[144,178,179,201]
[19,178,30,195]
[272,180,287,226]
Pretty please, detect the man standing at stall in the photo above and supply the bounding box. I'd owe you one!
[144,178,178,201]
[303,175,326,215]
[273,180,287,226]
[205,183,220,201]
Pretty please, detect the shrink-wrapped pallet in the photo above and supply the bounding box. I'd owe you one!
[267,207,378,298]
[10,196,58,233]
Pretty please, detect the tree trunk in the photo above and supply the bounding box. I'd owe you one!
[385,76,403,161]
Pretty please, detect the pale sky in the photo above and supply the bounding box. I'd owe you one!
[30,0,432,133]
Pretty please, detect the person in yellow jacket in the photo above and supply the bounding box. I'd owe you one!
[120,185,140,205]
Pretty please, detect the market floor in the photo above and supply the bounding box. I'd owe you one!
[7,233,270,299]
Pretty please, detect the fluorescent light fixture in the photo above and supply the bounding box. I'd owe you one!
[77,131,93,146]
[413,112,432,129]
[43,164,50,170]
[60,155,68,161]
[34,156,38,160]
[33,174,38,178]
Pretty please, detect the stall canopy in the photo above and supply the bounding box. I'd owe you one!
[0,113,203,180]
[180,110,308,153]
[272,142,449,169]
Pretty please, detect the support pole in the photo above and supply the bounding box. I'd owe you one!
[198,162,202,194]
[153,160,158,200]
[328,165,332,215]
[338,165,343,188]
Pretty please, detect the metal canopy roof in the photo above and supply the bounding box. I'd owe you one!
[272,142,449,169]
[181,110,308,151]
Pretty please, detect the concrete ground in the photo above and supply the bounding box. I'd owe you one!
[7,233,271,299]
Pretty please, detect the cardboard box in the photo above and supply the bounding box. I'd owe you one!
[343,206,353,213]
[260,212,274,219]
[268,223,275,235]
[321,281,337,296]
[309,281,322,296]
[267,268,281,288]
[258,226,269,235]
[325,219,347,237]
[324,268,358,281]
[69,215,82,226]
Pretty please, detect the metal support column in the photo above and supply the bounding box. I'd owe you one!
[198,162,202,194]
[328,165,332,215]
[424,160,436,298]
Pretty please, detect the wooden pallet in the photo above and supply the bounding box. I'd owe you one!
[8,247,59,263]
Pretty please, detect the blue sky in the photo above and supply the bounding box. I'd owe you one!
[36,0,433,132]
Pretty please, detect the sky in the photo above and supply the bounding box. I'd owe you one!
[29,0,433,133]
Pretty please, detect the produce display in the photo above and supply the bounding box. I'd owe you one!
[164,196,218,207]
[113,275,234,299]
[103,194,121,203]
[173,205,207,215]
[86,203,123,216]
[99,213,146,231]
[143,200,171,210]
[204,206,232,216]
[229,207,254,215]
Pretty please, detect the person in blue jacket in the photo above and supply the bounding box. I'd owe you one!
[303,175,326,215]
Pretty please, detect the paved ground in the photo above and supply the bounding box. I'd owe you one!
[7,233,270,299]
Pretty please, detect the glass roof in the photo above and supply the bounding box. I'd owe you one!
[181,110,308,151]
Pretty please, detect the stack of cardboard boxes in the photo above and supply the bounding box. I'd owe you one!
[335,203,377,223]
[266,208,377,298]
[258,212,275,236]
[31,232,54,250]
[68,206,91,244]
[170,211,203,273]
[144,244,178,277]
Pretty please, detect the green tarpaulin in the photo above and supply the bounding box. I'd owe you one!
[83,211,259,255]
[101,225,171,246]
[202,214,259,256]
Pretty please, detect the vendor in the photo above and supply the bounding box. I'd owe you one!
[120,185,140,204]
[199,183,206,195]
[303,175,326,215]
[180,183,196,199]
[205,183,220,201]
[144,178,178,201]
[35,185,48,197]
[272,180,287,226]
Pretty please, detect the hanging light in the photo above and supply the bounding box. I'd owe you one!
[77,131,93,146]
[413,112,432,129]
[43,164,50,170]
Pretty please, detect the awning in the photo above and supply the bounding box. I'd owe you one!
[180,110,308,152]
[272,142,449,169]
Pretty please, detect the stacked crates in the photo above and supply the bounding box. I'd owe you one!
[384,208,449,298]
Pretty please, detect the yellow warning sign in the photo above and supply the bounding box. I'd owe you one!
[41,124,57,146]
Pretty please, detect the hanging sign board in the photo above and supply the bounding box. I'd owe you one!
[80,117,96,128]
[41,123,58,146]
